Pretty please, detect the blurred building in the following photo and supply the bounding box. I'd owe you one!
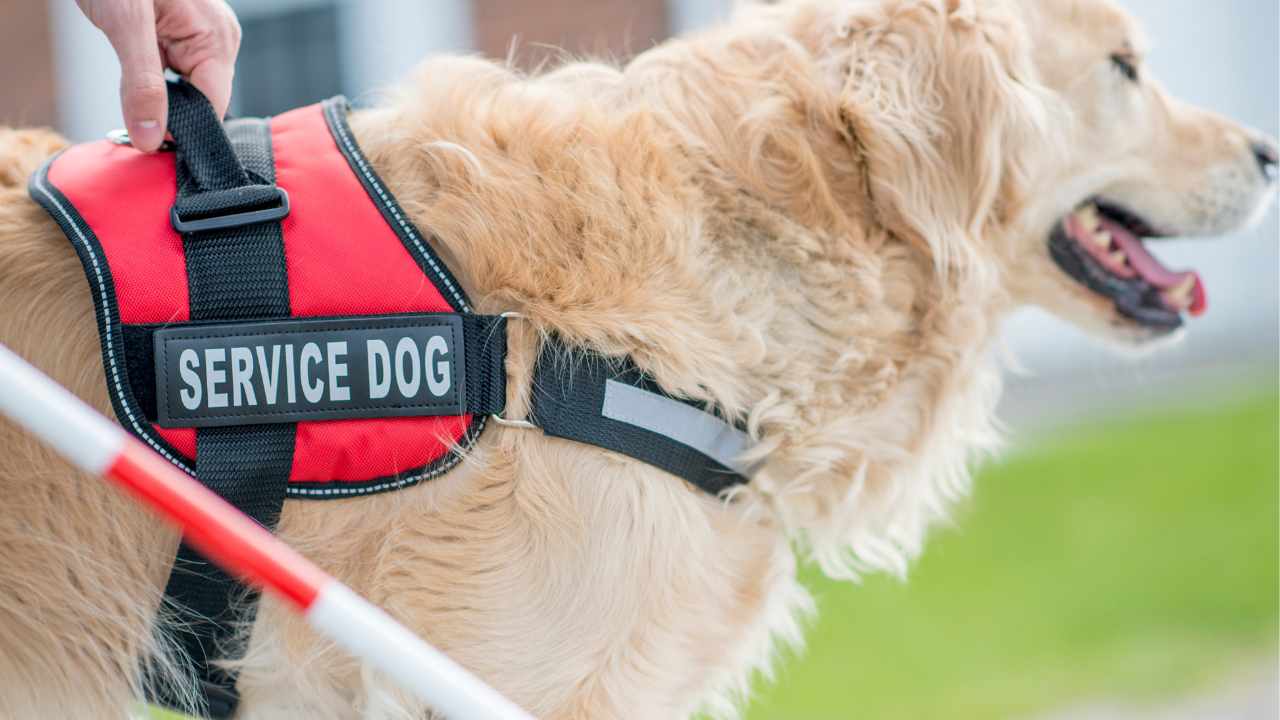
[0,0,733,137]
[0,3,58,129]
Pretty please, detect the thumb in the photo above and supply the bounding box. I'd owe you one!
[102,5,168,152]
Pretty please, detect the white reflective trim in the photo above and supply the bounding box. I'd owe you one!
[601,380,753,476]
[0,344,126,475]
[306,582,532,720]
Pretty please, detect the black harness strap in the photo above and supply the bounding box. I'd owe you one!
[529,338,752,497]
[147,80,295,719]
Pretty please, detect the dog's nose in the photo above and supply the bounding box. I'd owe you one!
[1251,139,1279,183]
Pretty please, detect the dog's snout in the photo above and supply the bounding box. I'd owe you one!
[1250,139,1279,184]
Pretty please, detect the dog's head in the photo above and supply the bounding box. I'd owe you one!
[1006,0,1277,344]
[811,0,1277,345]
[671,0,1276,574]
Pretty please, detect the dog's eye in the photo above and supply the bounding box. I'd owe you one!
[1110,53,1140,83]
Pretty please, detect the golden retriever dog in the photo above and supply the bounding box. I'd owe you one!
[0,0,1274,717]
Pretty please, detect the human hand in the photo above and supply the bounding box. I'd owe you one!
[76,0,241,152]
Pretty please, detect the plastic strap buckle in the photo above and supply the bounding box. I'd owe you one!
[170,187,290,234]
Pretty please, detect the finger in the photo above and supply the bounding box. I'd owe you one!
[187,59,235,120]
[101,3,168,152]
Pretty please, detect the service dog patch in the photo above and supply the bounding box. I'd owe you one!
[155,315,465,428]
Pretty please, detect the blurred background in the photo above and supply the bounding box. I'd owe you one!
[0,2,1275,718]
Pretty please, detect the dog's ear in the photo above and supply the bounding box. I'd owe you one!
[837,0,1049,277]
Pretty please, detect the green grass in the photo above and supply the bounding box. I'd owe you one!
[747,390,1279,720]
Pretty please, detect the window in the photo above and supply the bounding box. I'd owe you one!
[232,3,343,117]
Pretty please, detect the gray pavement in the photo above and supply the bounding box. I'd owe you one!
[1035,659,1278,720]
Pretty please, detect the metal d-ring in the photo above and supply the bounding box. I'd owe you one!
[106,128,175,151]
[490,414,537,430]
[490,311,538,430]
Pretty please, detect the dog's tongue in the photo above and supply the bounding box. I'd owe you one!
[1099,217,1207,316]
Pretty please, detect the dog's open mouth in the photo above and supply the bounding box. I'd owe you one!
[1048,200,1206,330]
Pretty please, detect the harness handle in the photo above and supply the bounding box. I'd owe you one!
[165,79,290,232]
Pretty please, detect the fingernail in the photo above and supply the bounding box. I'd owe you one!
[130,120,162,151]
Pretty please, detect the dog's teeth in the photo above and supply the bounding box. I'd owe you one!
[1168,276,1195,301]
[1109,250,1127,266]
[1076,205,1101,231]
[1092,230,1112,247]
[1161,276,1197,311]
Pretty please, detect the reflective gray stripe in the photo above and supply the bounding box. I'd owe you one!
[601,380,753,477]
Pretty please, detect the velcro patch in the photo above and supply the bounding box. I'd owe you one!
[154,315,465,428]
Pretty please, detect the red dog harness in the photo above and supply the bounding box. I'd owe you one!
[34,93,499,495]
[32,82,506,716]
[31,80,752,717]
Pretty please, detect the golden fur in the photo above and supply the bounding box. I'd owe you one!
[0,0,1273,717]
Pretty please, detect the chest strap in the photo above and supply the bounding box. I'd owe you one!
[144,81,296,717]
[529,339,753,497]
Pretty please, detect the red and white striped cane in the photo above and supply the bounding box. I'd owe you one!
[0,343,531,720]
